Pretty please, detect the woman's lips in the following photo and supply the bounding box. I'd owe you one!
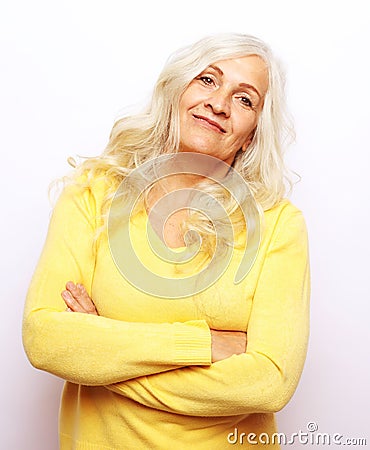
[193,114,226,133]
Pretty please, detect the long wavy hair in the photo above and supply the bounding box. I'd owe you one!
[65,33,295,251]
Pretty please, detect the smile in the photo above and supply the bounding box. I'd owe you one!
[193,115,226,133]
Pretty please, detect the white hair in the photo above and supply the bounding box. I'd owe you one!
[67,33,295,247]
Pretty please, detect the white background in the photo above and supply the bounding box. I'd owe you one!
[1,0,369,448]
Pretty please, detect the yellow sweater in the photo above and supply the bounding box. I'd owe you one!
[23,177,310,449]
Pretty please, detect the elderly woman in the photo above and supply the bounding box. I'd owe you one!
[23,33,310,449]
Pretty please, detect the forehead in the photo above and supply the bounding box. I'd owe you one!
[205,55,269,95]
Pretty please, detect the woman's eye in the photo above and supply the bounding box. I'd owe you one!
[199,76,214,85]
[240,96,253,107]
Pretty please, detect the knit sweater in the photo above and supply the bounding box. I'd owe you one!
[23,176,310,449]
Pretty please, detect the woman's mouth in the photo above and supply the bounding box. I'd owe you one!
[193,115,226,133]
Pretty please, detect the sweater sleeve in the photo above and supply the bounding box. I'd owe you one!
[105,208,310,416]
[22,181,211,385]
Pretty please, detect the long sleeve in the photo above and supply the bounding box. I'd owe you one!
[22,180,211,385]
[105,207,310,416]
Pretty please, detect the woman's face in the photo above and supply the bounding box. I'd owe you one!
[178,55,268,165]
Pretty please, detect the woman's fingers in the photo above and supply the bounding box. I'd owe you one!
[62,281,98,315]
[210,329,247,363]
[62,289,85,312]
[74,283,98,314]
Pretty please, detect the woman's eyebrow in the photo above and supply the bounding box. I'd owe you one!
[238,83,262,99]
[208,64,262,99]
[209,64,224,76]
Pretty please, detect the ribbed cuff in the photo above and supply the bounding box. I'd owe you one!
[173,320,212,365]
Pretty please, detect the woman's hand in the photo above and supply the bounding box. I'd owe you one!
[61,281,98,315]
[61,282,246,362]
[210,329,247,363]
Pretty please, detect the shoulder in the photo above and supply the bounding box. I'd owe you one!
[52,172,112,222]
[264,198,306,228]
[265,198,303,219]
[62,171,111,202]
[262,199,308,248]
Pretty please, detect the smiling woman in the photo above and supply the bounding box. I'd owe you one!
[179,55,268,164]
[22,33,310,449]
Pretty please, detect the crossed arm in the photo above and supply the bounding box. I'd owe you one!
[62,281,248,364]
[61,203,310,417]
[23,182,309,417]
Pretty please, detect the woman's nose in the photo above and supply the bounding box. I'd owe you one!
[204,89,231,117]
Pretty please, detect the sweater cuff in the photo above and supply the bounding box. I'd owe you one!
[173,320,212,365]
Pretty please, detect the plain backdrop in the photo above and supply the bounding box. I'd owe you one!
[1,0,369,448]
